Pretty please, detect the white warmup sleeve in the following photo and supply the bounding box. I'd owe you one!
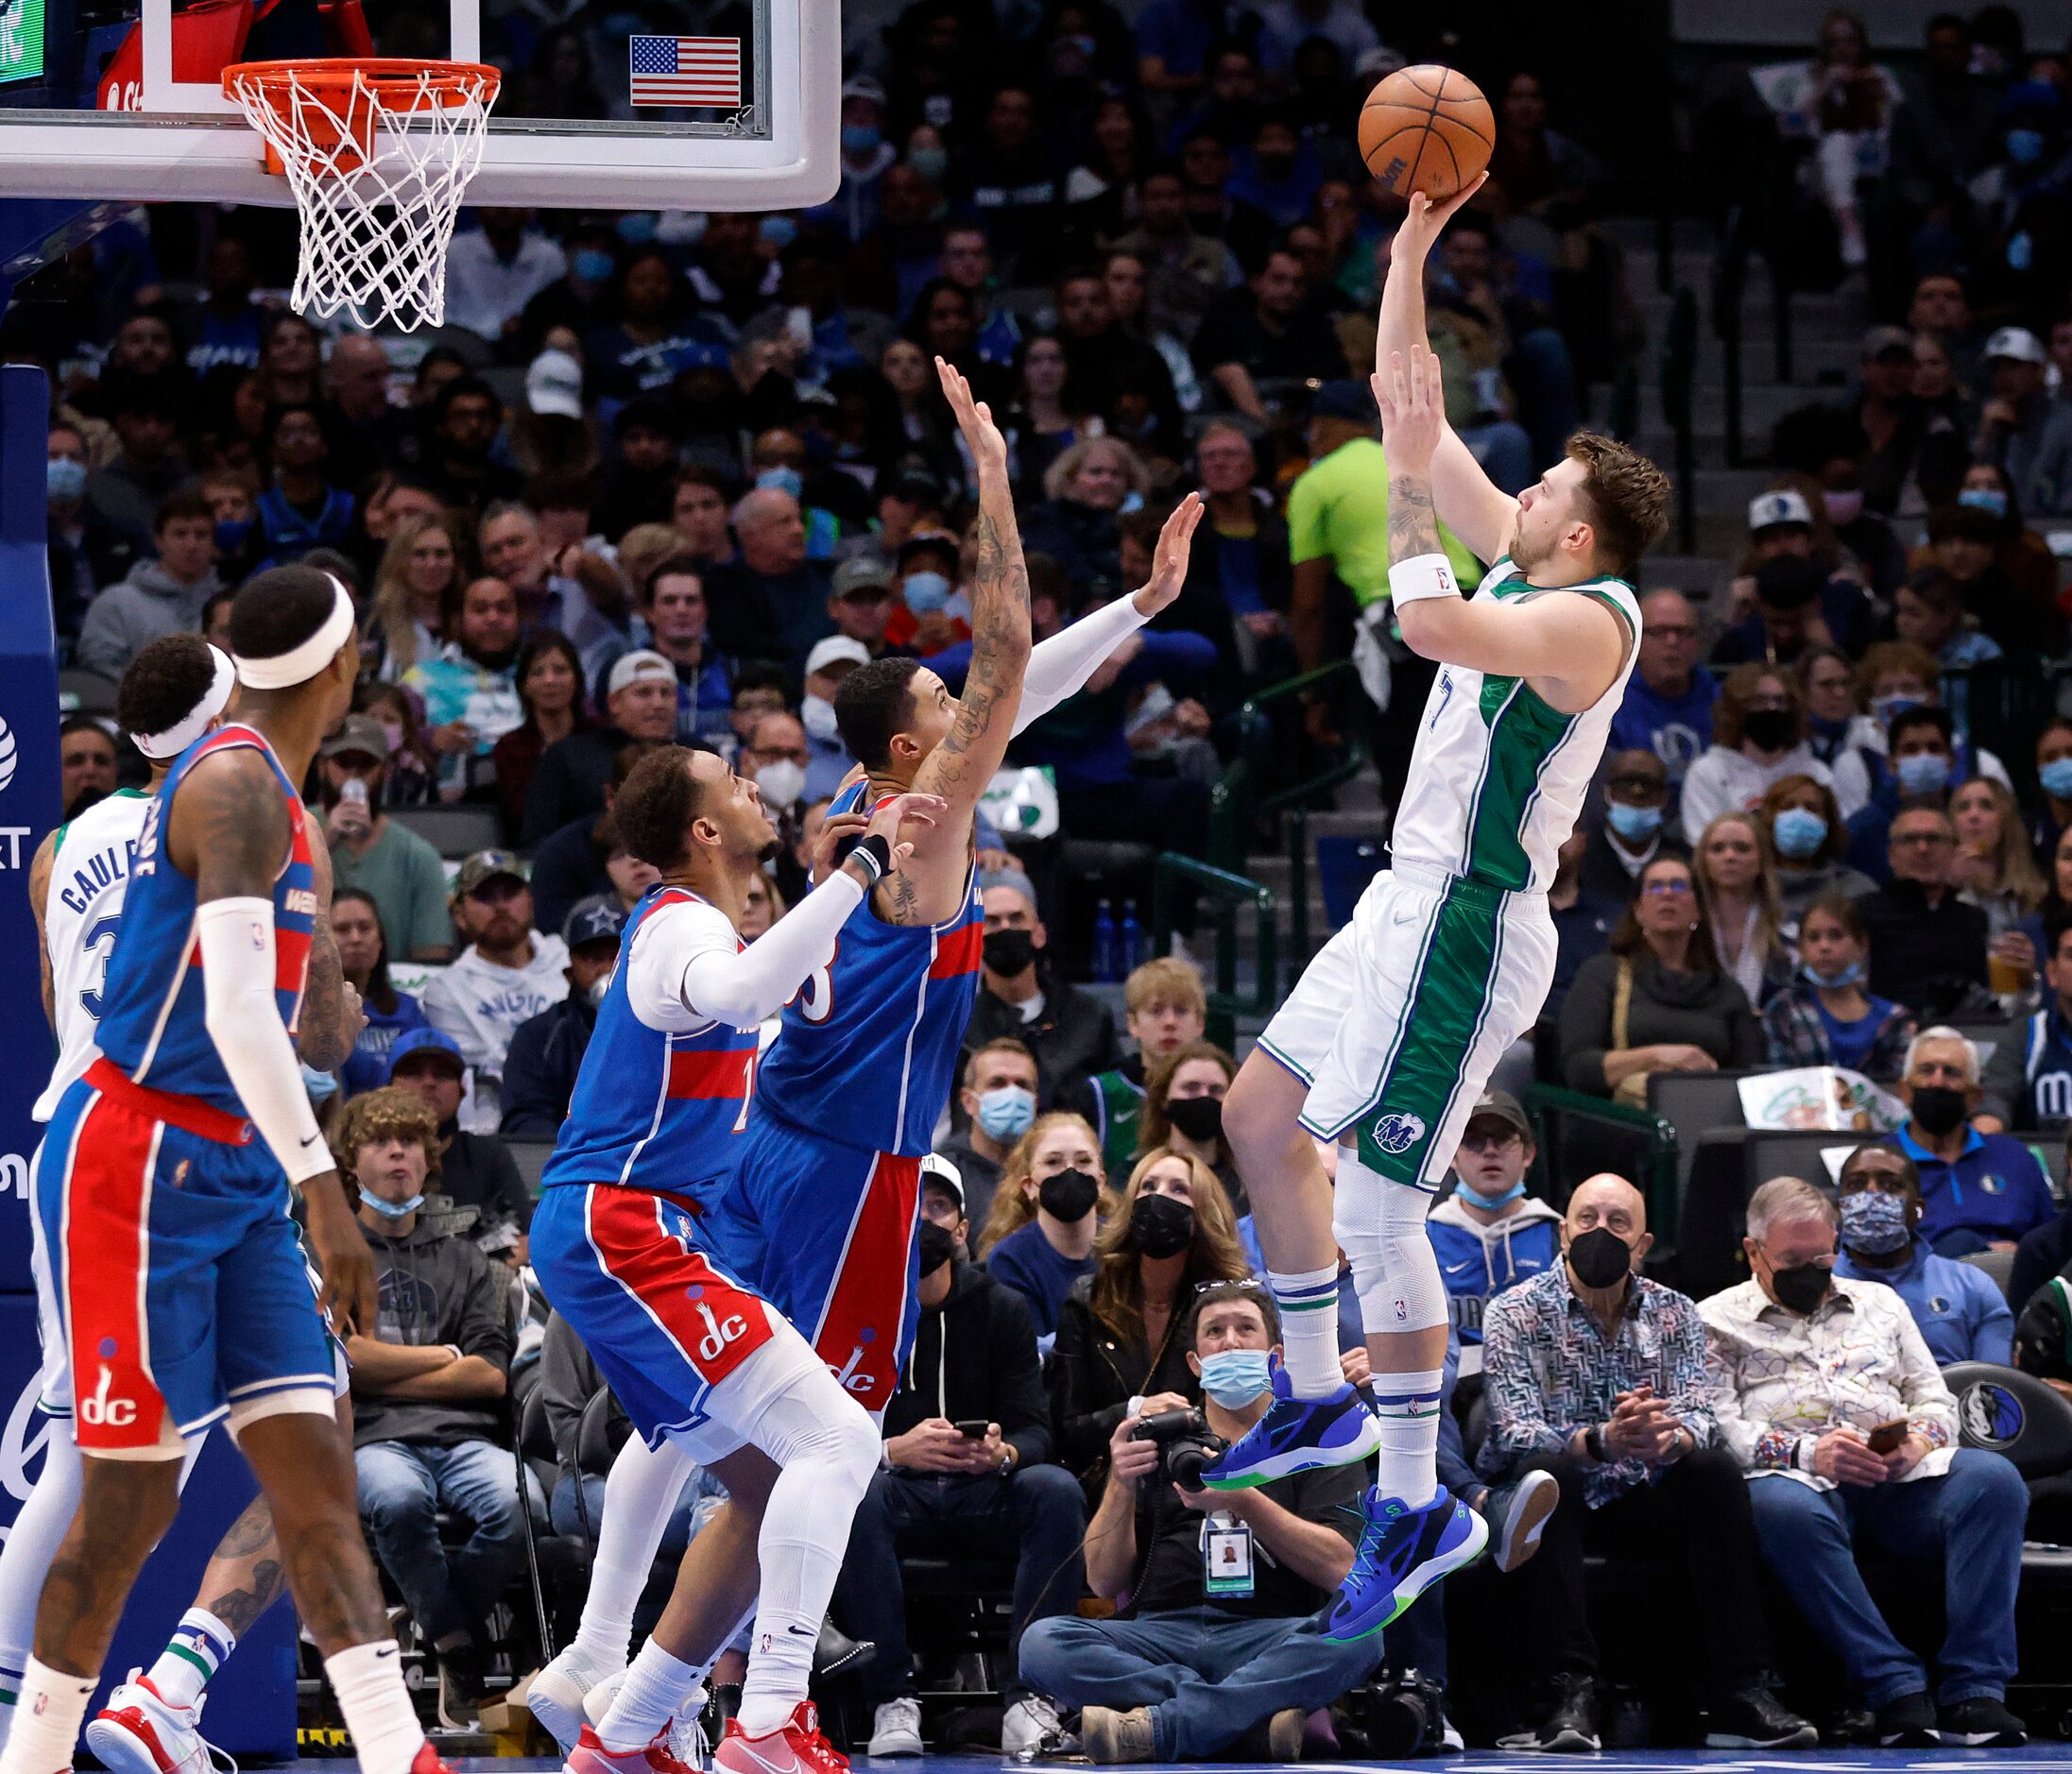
[196,896,333,1185]
[625,872,866,1034]
[1012,595,1150,736]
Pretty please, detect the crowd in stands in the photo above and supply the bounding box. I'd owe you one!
[16,0,2072,1757]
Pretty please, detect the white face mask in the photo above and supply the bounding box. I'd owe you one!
[755,759,806,810]
[801,693,840,742]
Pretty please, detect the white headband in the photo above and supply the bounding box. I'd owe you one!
[233,576,357,691]
[133,645,236,760]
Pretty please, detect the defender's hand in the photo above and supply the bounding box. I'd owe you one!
[934,357,1009,480]
[1132,492,1206,617]
[1372,347,1447,473]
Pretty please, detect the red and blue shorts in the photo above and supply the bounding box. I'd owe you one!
[712,1115,921,1421]
[39,1060,337,1458]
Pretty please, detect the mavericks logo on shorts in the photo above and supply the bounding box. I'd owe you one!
[1370,1112,1427,1156]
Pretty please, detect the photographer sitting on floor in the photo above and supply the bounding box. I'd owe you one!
[1019,1282,1377,1765]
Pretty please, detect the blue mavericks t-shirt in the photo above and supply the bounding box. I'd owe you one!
[343,991,428,1097]
[1813,993,1892,1074]
[1608,673,1718,785]
[985,1220,1094,1342]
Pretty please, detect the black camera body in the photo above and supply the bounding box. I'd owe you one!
[1362,1669,1449,1758]
[1131,1406,1228,1490]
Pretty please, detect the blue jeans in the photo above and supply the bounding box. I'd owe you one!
[834,1465,1087,1702]
[1020,1607,1378,1759]
[356,1439,528,1647]
[1744,1451,2026,1707]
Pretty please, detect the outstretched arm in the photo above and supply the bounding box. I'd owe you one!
[1375,347,1626,712]
[1012,494,1204,733]
[1378,177,1517,564]
[909,359,1033,831]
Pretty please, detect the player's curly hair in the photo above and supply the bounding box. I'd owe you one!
[115,634,219,746]
[835,656,923,771]
[1566,433,1671,580]
[331,1085,441,1183]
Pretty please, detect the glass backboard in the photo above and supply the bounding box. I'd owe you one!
[0,0,835,207]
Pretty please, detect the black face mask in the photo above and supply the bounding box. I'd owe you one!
[1038,1167,1101,1223]
[1131,1190,1195,1258]
[1742,708,1797,753]
[1165,1096,1224,1143]
[917,1220,958,1276]
[1908,1083,1969,1137]
[983,929,1036,977]
[1566,1225,1633,1289]
[1768,1258,1832,1316]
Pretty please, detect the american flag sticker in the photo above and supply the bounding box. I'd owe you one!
[628,35,742,108]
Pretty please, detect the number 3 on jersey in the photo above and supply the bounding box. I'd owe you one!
[789,959,834,1025]
[78,913,121,1020]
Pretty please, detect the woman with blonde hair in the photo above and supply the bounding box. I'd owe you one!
[1049,1145,1247,1491]
[1948,775,2046,997]
[1692,811,1792,1006]
[979,1113,1113,1340]
[369,509,461,681]
[1024,435,1149,588]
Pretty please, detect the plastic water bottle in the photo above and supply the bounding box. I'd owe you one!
[1119,899,1142,975]
[1092,898,1118,981]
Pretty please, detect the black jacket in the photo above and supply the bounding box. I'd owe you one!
[886,1260,1052,1471]
[1576,826,1687,908]
[1050,1272,1201,1494]
[354,1209,513,1448]
[440,1124,534,1233]
[960,968,1120,1121]
[1854,879,1990,1022]
[521,729,624,849]
[502,996,596,1138]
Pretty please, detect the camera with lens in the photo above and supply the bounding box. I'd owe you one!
[1361,1669,1450,1757]
[1130,1407,1227,1490]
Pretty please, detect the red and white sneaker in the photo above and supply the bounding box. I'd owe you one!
[566,1721,702,1774]
[713,1704,848,1774]
[84,1676,214,1774]
[409,1744,460,1774]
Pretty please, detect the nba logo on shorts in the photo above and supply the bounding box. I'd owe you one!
[1371,1112,1426,1155]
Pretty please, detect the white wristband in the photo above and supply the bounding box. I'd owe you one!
[1388,552,1463,607]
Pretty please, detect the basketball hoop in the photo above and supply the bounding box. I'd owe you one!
[223,59,502,332]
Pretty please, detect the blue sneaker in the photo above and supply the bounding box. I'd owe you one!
[1199,1364,1381,1491]
[1323,1485,1487,1642]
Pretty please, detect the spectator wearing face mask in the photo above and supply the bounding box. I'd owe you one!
[1855,808,1992,1022]
[1763,893,1916,1081]
[1875,1026,2055,1254]
[887,528,970,657]
[1714,492,1876,666]
[1760,774,1875,931]
[1844,705,1967,883]
[1427,1092,1562,1379]
[941,1039,1043,1232]
[1139,1042,1241,1212]
[1579,750,1687,904]
[1678,664,1837,847]
[1974,325,2072,516]
[1830,641,2012,817]
[1065,958,1209,1177]
[978,1113,1112,1343]
[961,871,1121,1117]
[800,635,867,801]
[500,899,627,1138]
[1833,1147,2012,1366]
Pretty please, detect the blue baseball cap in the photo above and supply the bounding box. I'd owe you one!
[564,896,628,951]
[386,1026,465,1081]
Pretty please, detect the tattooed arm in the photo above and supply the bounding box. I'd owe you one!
[1377,346,1627,711]
[295,823,364,1072]
[885,359,1035,924]
[1378,178,1517,564]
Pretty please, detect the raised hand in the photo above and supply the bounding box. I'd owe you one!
[865,791,949,877]
[1392,172,1489,263]
[1372,346,1447,474]
[935,355,1009,482]
[1132,491,1207,617]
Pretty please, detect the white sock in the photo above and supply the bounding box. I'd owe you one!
[146,1610,233,1712]
[0,1426,83,1754]
[595,1639,701,1754]
[1267,1267,1344,1400]
[0,1657,96,1774]
[323,1641,424,1774]
[1370,1369,1444,1508]
[568,1438,689,1676]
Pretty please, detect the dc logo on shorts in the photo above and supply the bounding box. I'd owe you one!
[1371,1112,1427,1155]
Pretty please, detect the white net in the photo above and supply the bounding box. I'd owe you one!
[223,60,501,333]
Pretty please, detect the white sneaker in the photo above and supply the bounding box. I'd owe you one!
[529,1650,624,1756]
[86,1675,218,1774]
[867,1696,923,1757]
[1002,1696,1061,1756]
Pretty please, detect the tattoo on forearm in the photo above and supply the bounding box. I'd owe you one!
[297,919,350,1069]
[1388,473,1442,565]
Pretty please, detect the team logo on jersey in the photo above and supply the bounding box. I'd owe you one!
[1370,1112,1427,1155]
[1979,1174,2005,1195]
[0,717,17,795]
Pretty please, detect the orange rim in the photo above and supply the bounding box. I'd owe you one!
[221,58,502,113]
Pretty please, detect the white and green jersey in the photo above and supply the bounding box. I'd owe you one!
[34,788,151,1123]
[1390,559,1641,894]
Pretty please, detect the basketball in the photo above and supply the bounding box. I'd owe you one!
[1358,65,1493,200]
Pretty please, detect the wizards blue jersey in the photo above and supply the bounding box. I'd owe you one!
[93,725,317,1114]
[542,886,760,1203]
[753,780,984,1155]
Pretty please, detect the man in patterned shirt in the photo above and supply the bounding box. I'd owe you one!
[1703,1176,2029,1749]
[1478,1176,1814,1755]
